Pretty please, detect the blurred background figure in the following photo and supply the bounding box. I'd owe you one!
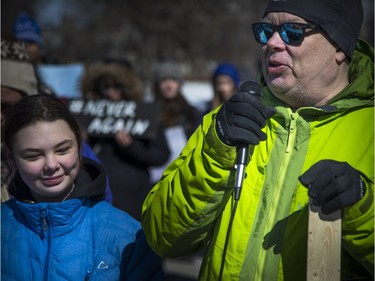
[12,11,56,96]
[210,62,241,110]
[12,11,45,64]
[81,61,170,221]
[1,39,38,105]
[1,39,38,202]
[149,62,199,185]
[153,62,199,138]
[197,62,241,126]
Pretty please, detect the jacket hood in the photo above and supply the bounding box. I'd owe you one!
[343,39,374,101]
[68,157,107,201]
[9,157,107,202]
[80,62,144,102]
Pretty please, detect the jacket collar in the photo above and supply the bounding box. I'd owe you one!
[15,198,88,238]
[9,157,106,202]
[9,157,107,237]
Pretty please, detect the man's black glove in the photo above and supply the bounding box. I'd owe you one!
[215,91,276,146]
[299,160,365,214]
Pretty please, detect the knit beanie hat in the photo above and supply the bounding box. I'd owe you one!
[263,0,363,60]
[1,39,38,96]
[154,62,183,84]
[13,12,44,48]
[212,63,241,87]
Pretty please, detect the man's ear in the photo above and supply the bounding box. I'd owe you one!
[335,49,347,64]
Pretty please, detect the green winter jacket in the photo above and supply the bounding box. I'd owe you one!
[142,39,374,281]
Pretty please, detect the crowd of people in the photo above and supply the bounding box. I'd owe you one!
[80,60,171,221]
[1,0,374,280]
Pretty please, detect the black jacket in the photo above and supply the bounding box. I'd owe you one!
[90,124,170,221]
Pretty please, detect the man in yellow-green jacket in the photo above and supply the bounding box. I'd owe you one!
[142,0,374,280]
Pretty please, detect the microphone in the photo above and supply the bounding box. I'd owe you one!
[234,81,262,201]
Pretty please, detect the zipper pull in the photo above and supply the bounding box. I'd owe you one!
[40,210,48,232]
[285,112,297,153]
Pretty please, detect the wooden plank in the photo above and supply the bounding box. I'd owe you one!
[307,200,341,281]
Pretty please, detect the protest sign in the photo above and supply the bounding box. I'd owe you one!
[68,99,161,139]
[38,64,84,98]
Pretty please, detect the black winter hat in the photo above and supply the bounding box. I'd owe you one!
[263,0,363,60]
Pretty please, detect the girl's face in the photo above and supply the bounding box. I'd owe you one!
[214,74,237,103]
[159,78,180,99]
[9,120,80,202]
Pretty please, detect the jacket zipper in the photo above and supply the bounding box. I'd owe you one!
[255,109,298,280]
[41,210,48,232]
[41,209,51,281]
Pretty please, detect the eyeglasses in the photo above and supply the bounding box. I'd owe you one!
[251,22,321,46]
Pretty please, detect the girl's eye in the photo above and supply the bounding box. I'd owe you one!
[56,147,71,154]
[23,154,41,161]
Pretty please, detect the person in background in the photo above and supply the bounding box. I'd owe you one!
[80,61,170,221]
[149,62,200,185]
[199,62,241,124]
[1,39,38,202]
[153,62,199,138]
[12,11,56,96]
[1,94,164,280]
[1,39,113,204]
[210,62,241,110]
[141,0,373,280]
[13,11,45,64]
[1,40,38,107]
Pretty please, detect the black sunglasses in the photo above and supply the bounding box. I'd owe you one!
[251,22,321,46]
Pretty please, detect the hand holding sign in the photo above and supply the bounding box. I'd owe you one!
[115,130,134,147]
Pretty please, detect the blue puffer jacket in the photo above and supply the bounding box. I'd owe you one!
[1,158,163,281]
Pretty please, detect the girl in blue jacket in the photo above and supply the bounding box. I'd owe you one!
[1,94,164,281]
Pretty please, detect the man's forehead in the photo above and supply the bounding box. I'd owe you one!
[263,12,307,23]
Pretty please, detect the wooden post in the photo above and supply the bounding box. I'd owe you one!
[307,200,341,281]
